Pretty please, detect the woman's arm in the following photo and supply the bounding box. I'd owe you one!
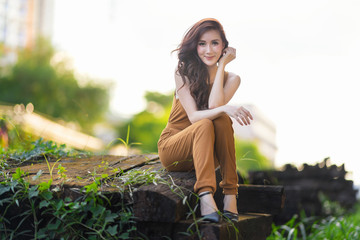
[175,72,252,125]
[208,47,240,108]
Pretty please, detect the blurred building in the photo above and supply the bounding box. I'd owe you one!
[232,104,277,164]
[0,0,54,64]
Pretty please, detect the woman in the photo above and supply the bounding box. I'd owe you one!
[157,18,253,223]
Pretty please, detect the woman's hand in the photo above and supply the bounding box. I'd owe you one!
[223,105,253,126]
[219,47,236,67]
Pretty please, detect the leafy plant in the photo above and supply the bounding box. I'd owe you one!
[1,137,87,169]
[0,137,140,239]
[0,169,139,239]
[268,202,360,240]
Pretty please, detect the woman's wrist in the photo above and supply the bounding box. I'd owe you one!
[217,61,226,70]
[220,105,228,114]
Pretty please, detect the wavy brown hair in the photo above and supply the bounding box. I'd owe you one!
[174,18,229,110]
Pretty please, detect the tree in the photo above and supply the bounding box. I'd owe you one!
[0,38,110,132]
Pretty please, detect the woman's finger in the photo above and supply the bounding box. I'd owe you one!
[237,113,251,125]
[236,117,244,126]
[240,108,253,120]
[236,115,247,126]
[243,109,253,120]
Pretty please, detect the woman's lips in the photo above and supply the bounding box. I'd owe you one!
[205,56,215,60]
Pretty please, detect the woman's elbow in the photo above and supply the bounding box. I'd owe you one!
[188,112,203,124]
[208,97,225,109]
[189,118,197,124]
[208,104,217,109]
[187,114,196,124]
[208,101,225,109]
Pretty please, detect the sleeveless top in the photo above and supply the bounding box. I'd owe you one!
[158,72,229,148]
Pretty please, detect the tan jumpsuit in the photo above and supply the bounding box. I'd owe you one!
[157,73,238,195]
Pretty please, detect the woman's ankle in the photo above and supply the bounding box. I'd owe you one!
[223,194,238,214]
[199,191,218,215]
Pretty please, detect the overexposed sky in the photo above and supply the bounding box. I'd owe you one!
[52,0,360,184]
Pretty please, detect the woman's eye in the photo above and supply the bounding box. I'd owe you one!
[212,41,219,45]
[198,42,205,46]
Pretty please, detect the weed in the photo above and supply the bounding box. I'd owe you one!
[107,125,141,156]
[114,168,161,195]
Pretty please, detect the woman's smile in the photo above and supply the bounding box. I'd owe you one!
[205,56,215,60]
[197,29,224,67]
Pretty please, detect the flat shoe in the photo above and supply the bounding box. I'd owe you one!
[223,210,239,222]
[201,211,220,223]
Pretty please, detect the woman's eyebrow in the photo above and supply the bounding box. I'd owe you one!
[198,39,220,42]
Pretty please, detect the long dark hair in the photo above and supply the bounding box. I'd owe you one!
[174,18,229,110]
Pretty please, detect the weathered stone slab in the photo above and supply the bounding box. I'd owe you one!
[6,155,284,223]
[136,213,273,240]
[7,154,159,187]
[237,184,284,215]
[2,154,280,239]
[133,170,196,222]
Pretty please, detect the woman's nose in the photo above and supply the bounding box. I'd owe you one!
[206,44,212,53]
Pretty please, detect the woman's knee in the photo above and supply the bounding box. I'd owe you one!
[213,114,233,129]
[215,113,231,123]
[194,118,214,131]
[192,118,215,140]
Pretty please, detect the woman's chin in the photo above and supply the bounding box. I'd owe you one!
[204,62,217,68]
[201,59,216,67]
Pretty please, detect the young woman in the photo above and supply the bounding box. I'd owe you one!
[157,18,253,223]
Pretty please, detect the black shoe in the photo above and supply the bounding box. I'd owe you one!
[201,211,220,223]
[199,191,220,223]
[223,210,239,222]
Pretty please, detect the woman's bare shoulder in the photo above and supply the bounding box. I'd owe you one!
[226,71,241,85]
[174,67,188,91]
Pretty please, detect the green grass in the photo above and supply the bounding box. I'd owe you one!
[267,202,360,240]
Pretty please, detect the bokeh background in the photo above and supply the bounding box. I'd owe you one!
[1,0,359,186]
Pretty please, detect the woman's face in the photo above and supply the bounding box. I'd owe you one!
[197,29,224,67]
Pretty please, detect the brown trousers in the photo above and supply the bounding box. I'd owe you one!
[158,114,238,195]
